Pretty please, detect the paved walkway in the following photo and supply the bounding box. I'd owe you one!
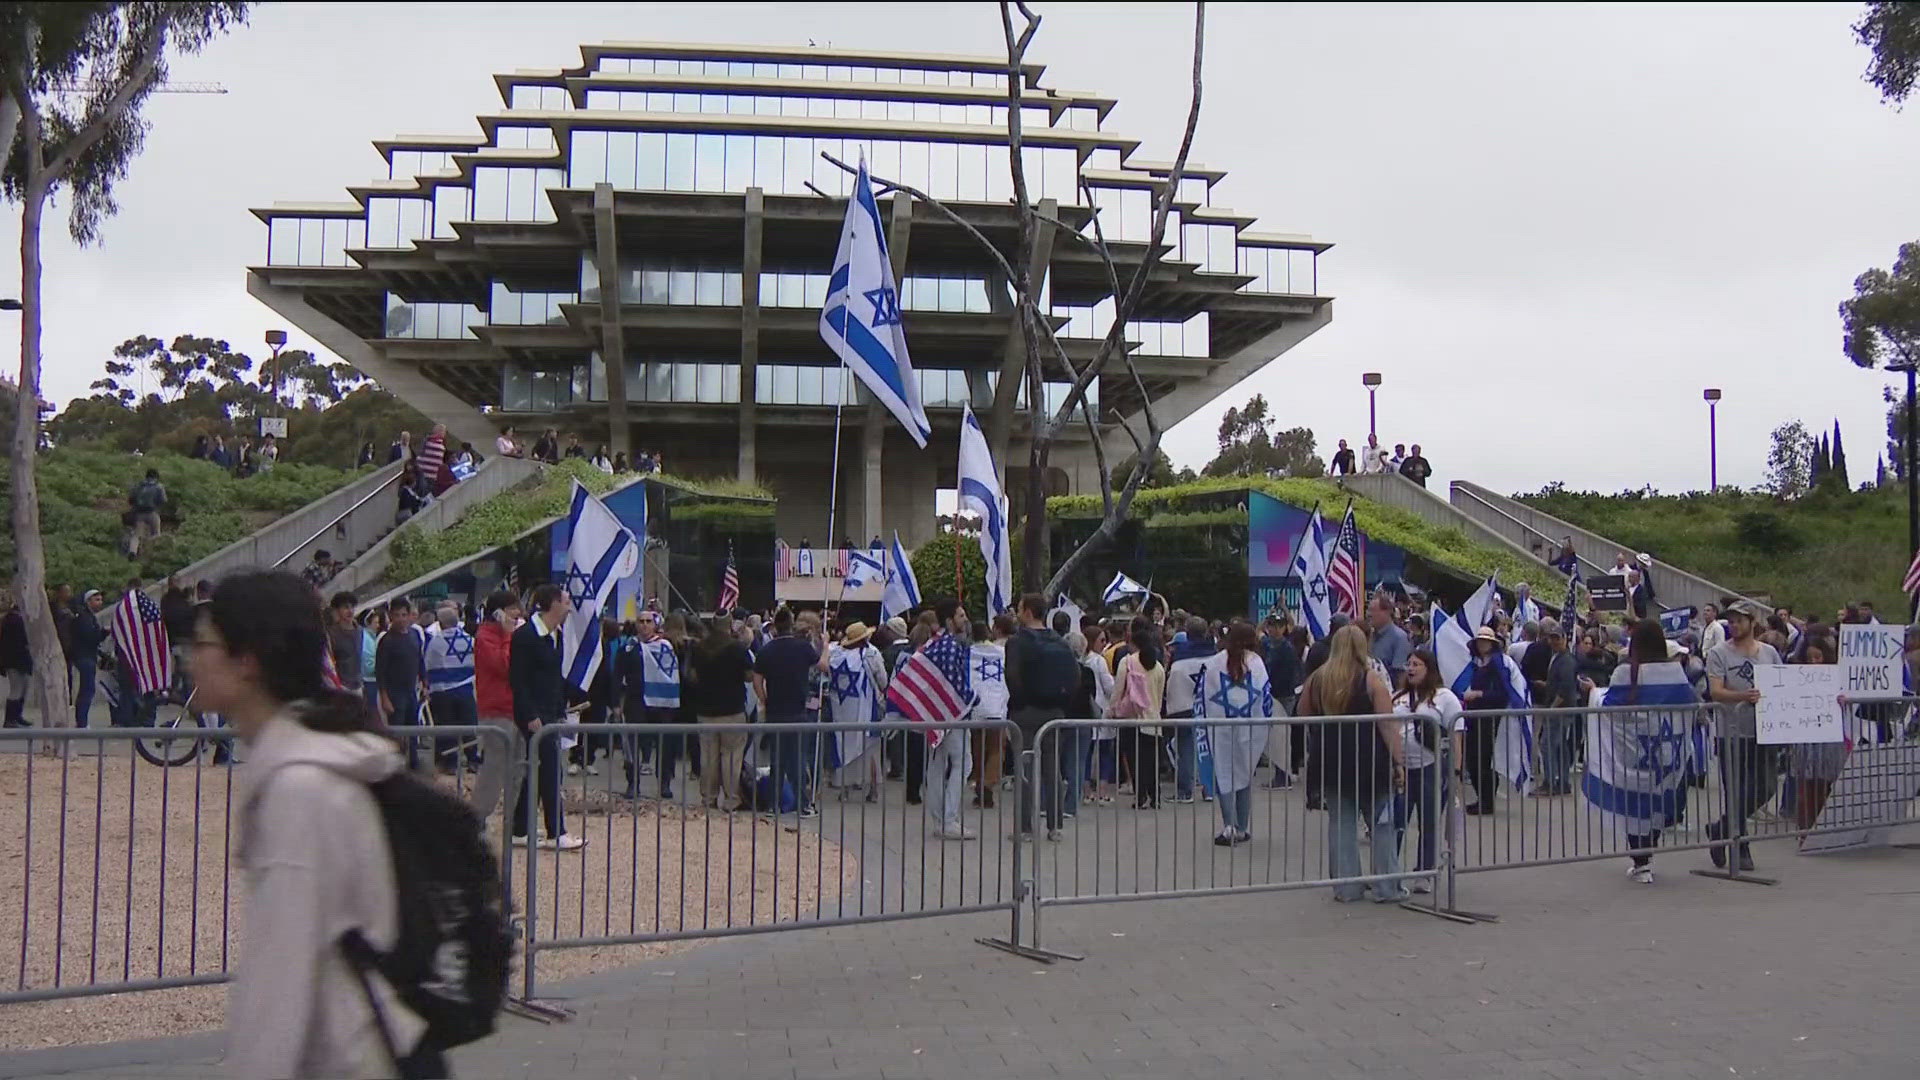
[6,833,1917,1080]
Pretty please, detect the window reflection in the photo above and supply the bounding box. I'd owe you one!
[385,293,484,339]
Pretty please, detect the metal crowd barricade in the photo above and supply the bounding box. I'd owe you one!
[1020,712,1477,958]
[0,723,515,1006]
[518,718,1035,1001]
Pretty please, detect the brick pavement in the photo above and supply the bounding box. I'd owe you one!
[5,832,1917,1080]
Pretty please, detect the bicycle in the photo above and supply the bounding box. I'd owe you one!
[102,662,239,768]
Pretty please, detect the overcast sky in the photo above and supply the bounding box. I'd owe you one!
[4,1,1917,496]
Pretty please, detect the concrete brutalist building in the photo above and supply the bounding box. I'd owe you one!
[248,41,1330,548]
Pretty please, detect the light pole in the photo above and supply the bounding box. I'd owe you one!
[1362,372,1382,444]
[264,329,287,423]
[1703,388,1721,491]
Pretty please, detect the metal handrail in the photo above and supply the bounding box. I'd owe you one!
[1448,482,1608,576]
[271,468,405,569]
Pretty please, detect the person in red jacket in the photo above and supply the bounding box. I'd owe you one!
[471,588,520,819]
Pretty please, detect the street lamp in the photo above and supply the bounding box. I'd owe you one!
[1361,372,1382,443]
[264,329,287,417]
[1703,388,1721,491]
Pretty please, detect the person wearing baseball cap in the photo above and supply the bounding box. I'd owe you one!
[1704,604,1780,872]
[1460,626,1514,814]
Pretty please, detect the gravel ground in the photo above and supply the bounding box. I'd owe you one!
[0,744,853,1051]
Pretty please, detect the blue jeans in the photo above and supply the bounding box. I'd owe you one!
[1538,716,1577,793]
[1394,765,1448,873]
[1061,724,1092,815]
[1171,718,1198,799]
[1328,788,1407,902]
[71,660,97,728]
[765,714,813,811]
[1216,786,1253,833]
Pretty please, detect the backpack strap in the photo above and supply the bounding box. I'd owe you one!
[338,927,403,1072]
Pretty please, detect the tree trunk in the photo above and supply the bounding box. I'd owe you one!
[12,173,75,729]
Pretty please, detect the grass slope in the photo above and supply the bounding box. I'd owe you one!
[1048,476,1554,593]
[0,449,364,593]
[1516,485,1907,619]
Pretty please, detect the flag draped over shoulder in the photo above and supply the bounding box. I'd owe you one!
[560,480,640,692]
[886,632,974,750]
[820,160,931,447]
[824,642,885,774]
[1582,661,1702,838]
[881,531,920,623]
[112,591,172,696]
[958,406,1012,617]
[1436,575,1533,793]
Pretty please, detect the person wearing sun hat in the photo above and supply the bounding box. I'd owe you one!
[823,620,888,801]
[1460,625,1515,814]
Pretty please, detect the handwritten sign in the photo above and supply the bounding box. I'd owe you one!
[1754,663,1844,745]
[1839,624,1905,700]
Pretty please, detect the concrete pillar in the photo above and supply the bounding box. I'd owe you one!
[739,187,764,484]
[592,184,632,456]
[986,198,1058,478]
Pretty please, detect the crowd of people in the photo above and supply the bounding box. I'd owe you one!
[492,425,663,475]
[1327,434,1432,487]
[187,431,281,477]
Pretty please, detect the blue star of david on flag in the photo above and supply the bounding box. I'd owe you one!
[445,633,473,663]
[1209,675,1257,719]
[831,658,867,704]
[563,565,597,610]
[1633,723,1690,772]
[652,641,677,679]
[864,286,902,327]
[976,656,1004,683]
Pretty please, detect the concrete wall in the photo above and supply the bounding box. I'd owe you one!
[1448,480,1762,614]
[1336,473,1564,584]
[328,456,545,600]
[163,461,406,590]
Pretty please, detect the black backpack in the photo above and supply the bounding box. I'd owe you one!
[129,480,161,512]
[1020,629,1083,711]
[341,773,513,1056]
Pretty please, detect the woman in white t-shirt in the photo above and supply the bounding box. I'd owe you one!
[1392,649,1464,893]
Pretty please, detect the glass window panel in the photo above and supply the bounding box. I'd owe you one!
[696,269,721,305]
[390,150,417,181]
[834,97,859,119]
[433,188,466,239]
[871,139,900,188]
[985,145,1011,202]
[268,217,298,264]
[966,279,989,313]
[753,134,782,192]
[803,64,827,80]
[704,61,729,77]
[696,363,721,402]
[700,93,726,114]
[754,62,776,78]
[729,94,754,113]
[694,134,724,191]
[862,98,885,120]
[635,132,666,189]
[723,133,752,191]
[780,95,806,117]
[925,69,948,86]
[913,101,937,123]
[808,96,833,118]
[646,91,671,112]
[471,170,505,221]
[900,140,929,194]
[812,137,842,195]
[927,141,958,199]
[957,143,985,201]
[672,362,696,401]
[571,130,607,186]
[888,100,912,121]
[504,167,532,220]
[756,95,780,115]
[670,268,695,303]
[639,268,668,304]
[722,272,742,306]
[729,61,753,78]
[796,365,823,405]
[901,68,924,85]
[804,273,827,308]
[772,364,798,403]
[510,85,538,109]
[318,218,345,263]
[779,63,801,79]
[939,276,963,311]
[1211,224,1233,272]
[665,133,695,189]
[648,361,672,401]
[784,136,811,194]
[672,92,699,113]
[585,90,613,110]
[606,130,637,188]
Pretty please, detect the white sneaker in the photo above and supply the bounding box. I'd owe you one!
[543,834,587,852]
[566,763,581,776]
[1628,863,1654,884]
[937,827,977,841]
[586,763,601,776]
[1410,879,1433,894]
[510,835,531,847]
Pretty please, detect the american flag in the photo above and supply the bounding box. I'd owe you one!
[1327,501,1363,618]
[112,590,172,696]
[716,542,740,613]
[1905,548,1920,596]
[885,631,973,750]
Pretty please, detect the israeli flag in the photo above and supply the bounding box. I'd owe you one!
[958,405,1013,617]
[1292,509,1333,639]
[881,530,921,623]
[1103,572,1149,606]
[820,159,931,447]
[1658,607,1696,637]
[843,548,885,600]
[1582,662,1702,838]
[1513,588,1540,628]
[559,480,640,693]
[1436,575,1533,794]
[1432,575,1498,689]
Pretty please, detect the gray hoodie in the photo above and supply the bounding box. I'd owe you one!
[229,710,424,1079]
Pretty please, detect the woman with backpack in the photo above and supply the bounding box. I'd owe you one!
[1300,623,1407,902]
[1109,617,1167,810]
[192,570,446,1078]
[1391,649,1464,893]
